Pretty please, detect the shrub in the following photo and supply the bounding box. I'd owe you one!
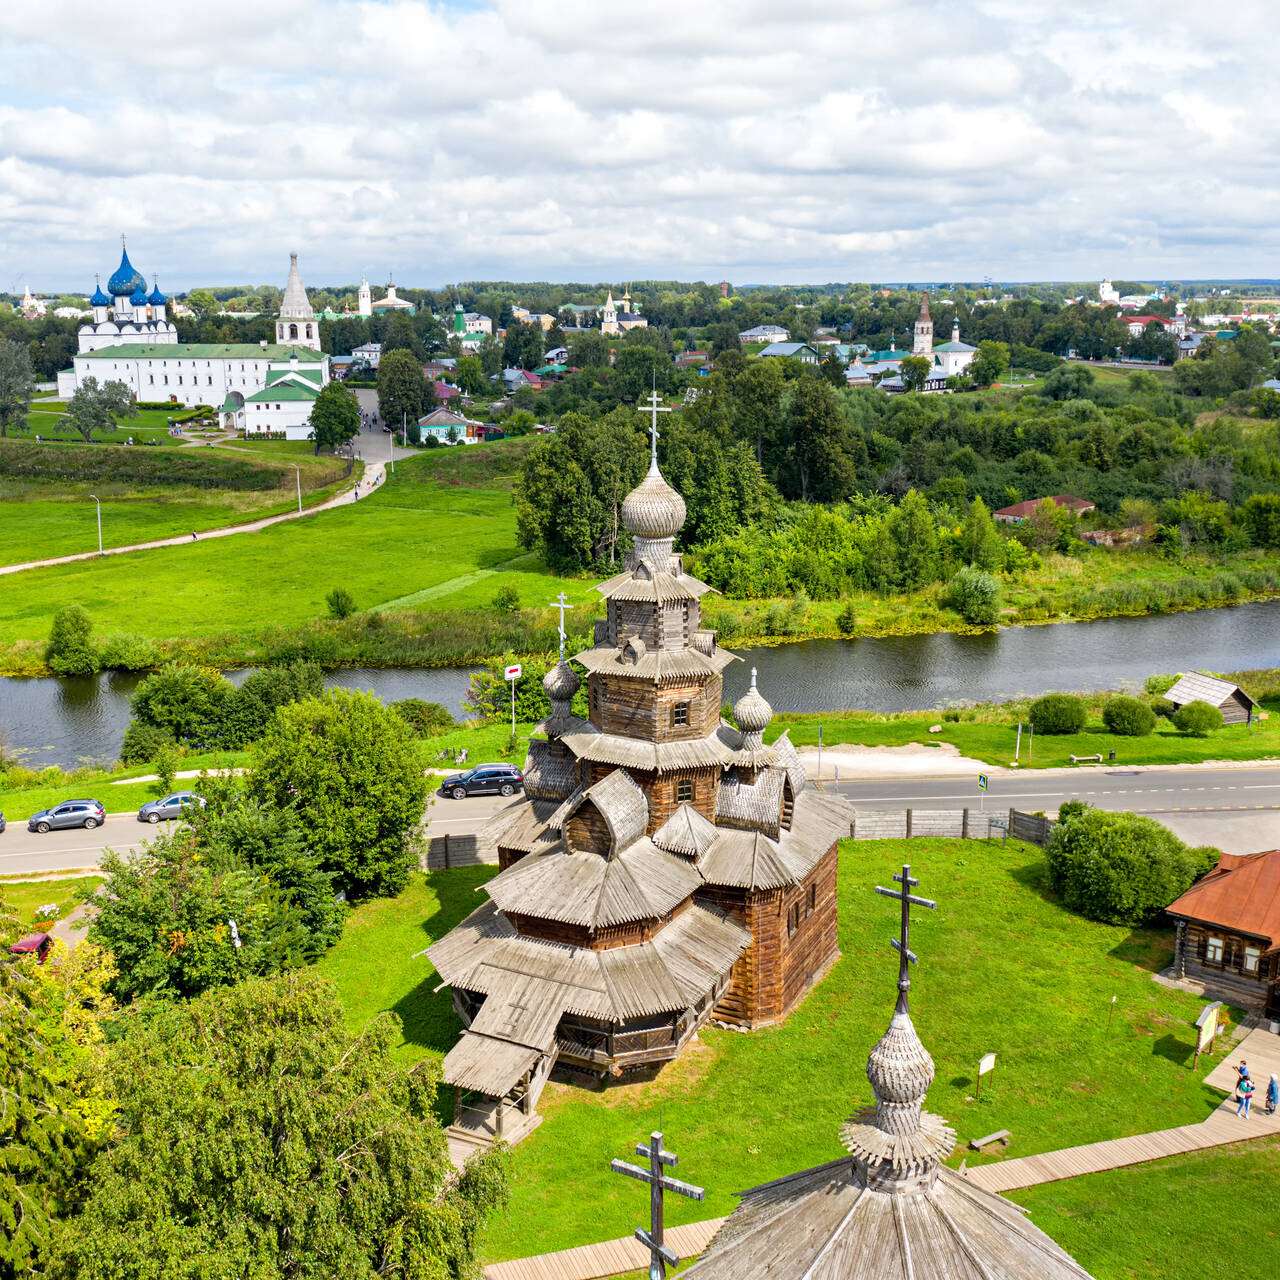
[98,631,160,671]
[1029,692,1088,734]
[46,604,98,676]
[945,567,1002,625]
[1102,696,1156,737]
[326,587,356,620]
[1144,673,1178,697]
[836,602,858,635]
[1046,807,1208,925]
[152,743,179,793]
[130,664,232,749]
[1173,700,1223,736]
[491,585,520,613]
[1150,697,1175,718]
[391,698,455,737]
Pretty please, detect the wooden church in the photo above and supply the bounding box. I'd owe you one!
[427,432,853,1130]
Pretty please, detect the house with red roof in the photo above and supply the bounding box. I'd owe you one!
[1167,850,1280,1015]
[993,495,1096,524]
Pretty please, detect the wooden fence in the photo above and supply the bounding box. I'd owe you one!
[850,808,1055,845]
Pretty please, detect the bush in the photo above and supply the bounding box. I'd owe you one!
[152,743,180,793]
[1046,807,1208,925]
[326,587,356,620]
[1029,692,1088,734]
[46,604,98,676]
[130,664,232,749]
[945,567,1002,625]
[1173,700,1223,735]
[1150,697,1175,718]
[120,720,175,766]
[1102,695,1156,737]
[836,602,858,635]
[1144,672,1178,697]
[391,698,455,737]
[98,631,160,671]
[222,663,324,746]
[491,585,520,613]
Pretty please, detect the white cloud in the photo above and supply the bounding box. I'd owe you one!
[1,0,1276,289]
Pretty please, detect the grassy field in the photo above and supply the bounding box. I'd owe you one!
[0,441,593,663]
[1015,1139,1280,1280]
[314,837,1238,1265]
[0,875,103,921]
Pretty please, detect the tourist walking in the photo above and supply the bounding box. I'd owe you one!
[1267,1074,1278,1115]
[1237,1075,1256,1118]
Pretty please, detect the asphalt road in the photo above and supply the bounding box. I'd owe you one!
[1,791,517,880]
[5,767,1280,879]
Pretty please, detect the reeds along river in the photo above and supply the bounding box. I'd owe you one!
[7,600,1280,770]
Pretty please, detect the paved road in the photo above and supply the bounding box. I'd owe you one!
[0,790,516,880]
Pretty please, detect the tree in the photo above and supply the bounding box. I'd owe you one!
[53,973,507,1280]
[128,663,231,749]
[899,354,932,392]
[64,376,136,442]
[0,338,36,437]
[46,603,98,676]
[969,340,1010,387]
[956,496,1004,570]
[1241,493,1280,549]
[568,330,611,370]
[612,345,672,401]
[887,489,938,590]
[946,567,1001,624]
[503,321,545,371]
[777,375,861,503]
[249,690,429,897]
[455,354,487,395]
[1042,363,1095,401]
[308,381,360,455]
[1046,807,1213,926]
[376,349,429,431]
[184,288,218,319]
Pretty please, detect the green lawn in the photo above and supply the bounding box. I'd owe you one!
[316,837,1238,1265]
[0,875,103,922]
[0,442,593,652]
[769,706,1280,770]
[0,461,356,566]
[1015,1139,1280,1279]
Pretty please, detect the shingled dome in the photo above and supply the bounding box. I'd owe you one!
[621,459,686,539]
[733,668,773,747]
[543,659,580,702]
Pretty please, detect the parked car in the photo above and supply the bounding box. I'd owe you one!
[27,799,106,833]
[137,791,205,824]
[8,932,53,964]
[439,763,524,799]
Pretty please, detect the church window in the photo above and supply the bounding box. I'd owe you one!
[289,323,298,340]
[1206,936,1224,964]
[163,376,168,385]
[148,375,154,385]
[673,702,689,727]
[675,778,693,804]
[806,884,816,916]
[787,901,801,938]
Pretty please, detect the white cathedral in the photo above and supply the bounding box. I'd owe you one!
[912,292,977,379]
[77,237,178,353]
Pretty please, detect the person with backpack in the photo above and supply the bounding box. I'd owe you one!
[1237,1075,1256,1118]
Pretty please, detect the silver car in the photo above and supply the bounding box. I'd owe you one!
[137,791,204,824]
[28,799,106,833]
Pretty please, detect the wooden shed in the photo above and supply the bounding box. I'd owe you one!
[1164,670,1259,725]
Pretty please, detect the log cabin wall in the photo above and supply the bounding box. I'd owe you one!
[1176,921,1275,1009]
[706,841,840,1027]
[593,675,722,741]
[565,801,611,855]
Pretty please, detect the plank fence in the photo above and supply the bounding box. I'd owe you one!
[850,808,1055,845]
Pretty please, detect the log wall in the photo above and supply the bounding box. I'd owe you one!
[591,674,722,741]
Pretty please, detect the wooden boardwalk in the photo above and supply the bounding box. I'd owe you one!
[483,1217,725,1280]
[966,1026,1280,1194]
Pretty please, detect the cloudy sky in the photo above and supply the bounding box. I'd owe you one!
[1,0,1275,291]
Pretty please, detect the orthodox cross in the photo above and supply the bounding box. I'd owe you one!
[874,864,937,1014]
[551,590,574,660]
[637,380,671,465]
[611,1131,705,1279]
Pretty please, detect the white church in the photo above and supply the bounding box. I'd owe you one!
[912,293,977,379]
[58,244,329,439]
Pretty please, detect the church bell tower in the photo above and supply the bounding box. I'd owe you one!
[912,291,933,359]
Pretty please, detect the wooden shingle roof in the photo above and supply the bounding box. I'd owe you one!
[1165,670,1258,709]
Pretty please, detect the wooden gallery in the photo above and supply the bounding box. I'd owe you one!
[427,445,853,1136]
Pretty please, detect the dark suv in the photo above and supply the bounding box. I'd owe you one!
[440,764,524,799]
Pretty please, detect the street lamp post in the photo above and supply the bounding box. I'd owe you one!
[291,463,302,514]
[90,494,102,556]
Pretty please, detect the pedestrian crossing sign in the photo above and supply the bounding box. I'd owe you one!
[978,774,989,791]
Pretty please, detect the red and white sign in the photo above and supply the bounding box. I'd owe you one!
[504,664,522,681]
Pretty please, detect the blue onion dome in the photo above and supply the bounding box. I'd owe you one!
[130,284,148,306]
[148,278,166,305]
[107,244,146,297]
[90,278,110,306]
[621,460,686,539]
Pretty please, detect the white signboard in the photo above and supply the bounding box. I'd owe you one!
[978,1052,997,1077]
[505,664,522,681]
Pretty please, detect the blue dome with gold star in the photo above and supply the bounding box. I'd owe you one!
[107,244,146,297]
[89,281,110,307]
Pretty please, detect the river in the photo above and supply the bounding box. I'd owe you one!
[6,600,1280,769]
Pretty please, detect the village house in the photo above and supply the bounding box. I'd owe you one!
[993,495,1096,524]
[739,324,789,344]
[417,406,484,444]
[1167,849,1280,1018]
[758,341,819,364]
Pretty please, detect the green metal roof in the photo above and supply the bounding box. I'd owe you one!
[266,367,322,386]
[79,343,327,361]
[245,384,320,403]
